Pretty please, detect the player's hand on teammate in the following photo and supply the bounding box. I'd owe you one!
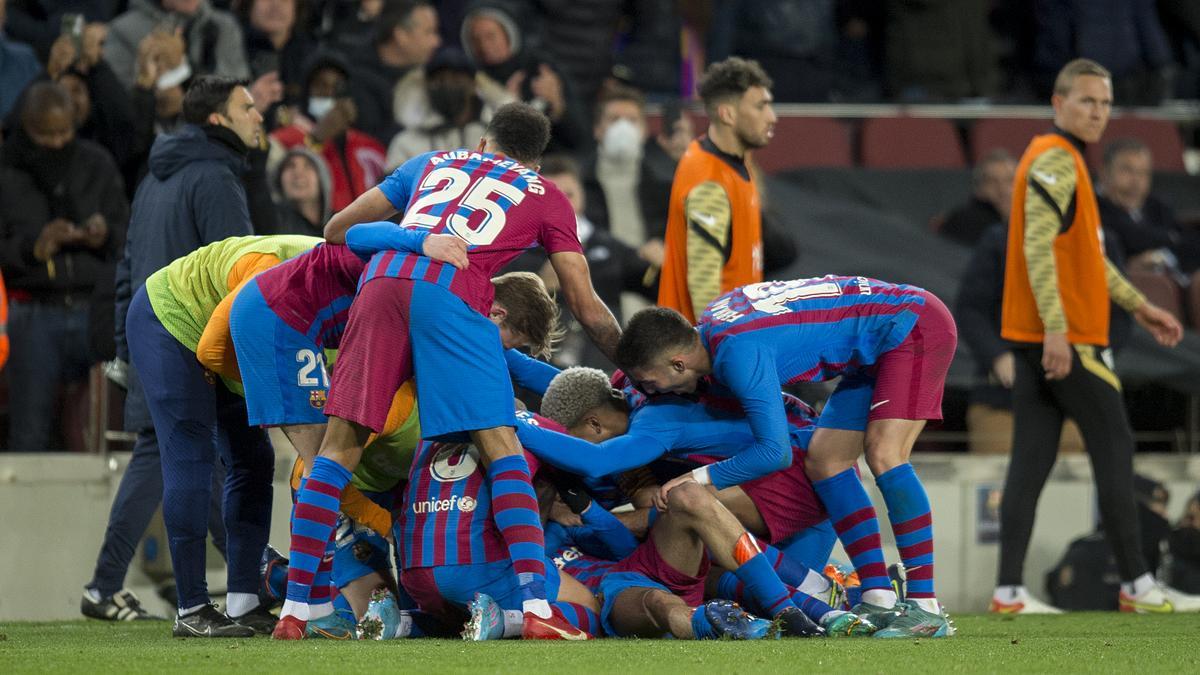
[654,474,696,512]
[423,233,469,269]
[1041,333,1072,380]
[1134,301,1184,348]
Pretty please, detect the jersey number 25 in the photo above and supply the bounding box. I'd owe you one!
[400,167,526,246]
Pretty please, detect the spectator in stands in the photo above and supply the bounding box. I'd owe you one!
[0,82,127,452]
[639,99,693,240]
[345,0,440,144]
[41,28,141,197]
[318,0,384,54]
[610,0,686,100]
[270,51,386,212]
[1033,0,1173,105]
[266,147,329,235]
[83,76,260,626]
[387,46,513,169]
[510,155,660,368]
[104,0,250,92]
[995,58,1184,615]
[460,1,588,153]
[936,149,1016,247]
[582,85,650,249]
[883,0,997,101]
[1097,138,1200,278]
[708,0,843,102]
[515,0,625,118]
[1,2,121,60]
[235,0,311,106]
[1158,0,1200,99]
[0,0,40,120]
[121,29,190,194]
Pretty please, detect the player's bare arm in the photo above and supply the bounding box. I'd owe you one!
[550,250,622,361]
[324,187,396,244]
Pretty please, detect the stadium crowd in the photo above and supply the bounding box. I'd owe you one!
[2,0,1200,641]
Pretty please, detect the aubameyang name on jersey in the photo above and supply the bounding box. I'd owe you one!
[430,150,545,195]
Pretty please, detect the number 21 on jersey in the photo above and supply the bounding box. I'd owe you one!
[296,349,329,388]
[399,167,526,246]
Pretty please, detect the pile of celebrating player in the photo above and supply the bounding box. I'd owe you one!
[127,65,959,641]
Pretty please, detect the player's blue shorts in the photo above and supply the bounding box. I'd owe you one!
[230,278,329,426]
[406,281,516,440]
[597,571,669,637]
[775,519,838,573]
[401,557,562,619]
[815,371,873,432]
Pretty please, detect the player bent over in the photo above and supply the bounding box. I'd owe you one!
[616,276,957,637]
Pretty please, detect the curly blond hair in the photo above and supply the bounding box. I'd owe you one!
[540,367,624,429]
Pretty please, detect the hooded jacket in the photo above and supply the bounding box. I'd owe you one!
[104,0,250,91]
[114,124,253,362]
[270,51,386,212]
[266,147,333,236]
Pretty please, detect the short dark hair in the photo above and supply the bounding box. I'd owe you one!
[615,307,696,372]
[538,154,579,181]
[182,75,248,125]
[1102,137,1151,169]
[698,57,772,115]
[234,0,309,34]
[594,83,645,123]
[375,0,432,46]
[484,102,551,165]
[972,148,1015,188]
[20,81,73,126]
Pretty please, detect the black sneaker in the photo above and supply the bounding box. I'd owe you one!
[81,588,164,621]
[775,606,825,638]
[172,604,256,638]
[258,545,288,611]
[229,604,279,635]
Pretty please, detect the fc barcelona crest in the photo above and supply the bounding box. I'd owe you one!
[309,389,328,409]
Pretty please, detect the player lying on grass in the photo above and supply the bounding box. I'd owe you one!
[517,366,942,637]
[126,235,322,638]
[617,277,957,637]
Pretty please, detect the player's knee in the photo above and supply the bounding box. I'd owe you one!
[667,480,717,519]
[863,444,906,477]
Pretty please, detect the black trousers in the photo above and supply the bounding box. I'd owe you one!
[997,344,1147,585]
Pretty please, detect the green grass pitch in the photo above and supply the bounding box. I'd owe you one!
[2,614,1199,673]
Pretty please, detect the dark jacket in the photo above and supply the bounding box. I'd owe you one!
[0,133,127,298]
[114,124,253,362]
[938,196,1004,247]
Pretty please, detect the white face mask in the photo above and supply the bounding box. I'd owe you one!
[599,118,643,162]
[156,60,192,91]
[308,97,335,120]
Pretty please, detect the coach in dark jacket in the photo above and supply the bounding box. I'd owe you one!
[82,76,264,631]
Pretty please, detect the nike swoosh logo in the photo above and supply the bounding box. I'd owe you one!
[1033,170,1057,185]
[692,212,718,228]
[1123,598,1175,614]
[310,627,353,640]
[870,399,890,411]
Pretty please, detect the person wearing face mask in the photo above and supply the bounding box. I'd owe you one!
[386,46,513,169]
[270,51,386,212]
[0,82,128,453]
[581,86,649,249]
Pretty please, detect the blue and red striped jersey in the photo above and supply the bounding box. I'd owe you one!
[254,244,365,349]
[367,149,582,315]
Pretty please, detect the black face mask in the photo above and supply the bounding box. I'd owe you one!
[427,82,472,125]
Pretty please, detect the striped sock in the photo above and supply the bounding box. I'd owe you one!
[731,534,793,618]
[283,457,351,619]
[307,537,336,620]
[812,468,891,598]
[552,601,599,636]
[876,463,935,599]
[487,455,548,615]
[758,538,815,587]
[716,570,836,625]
